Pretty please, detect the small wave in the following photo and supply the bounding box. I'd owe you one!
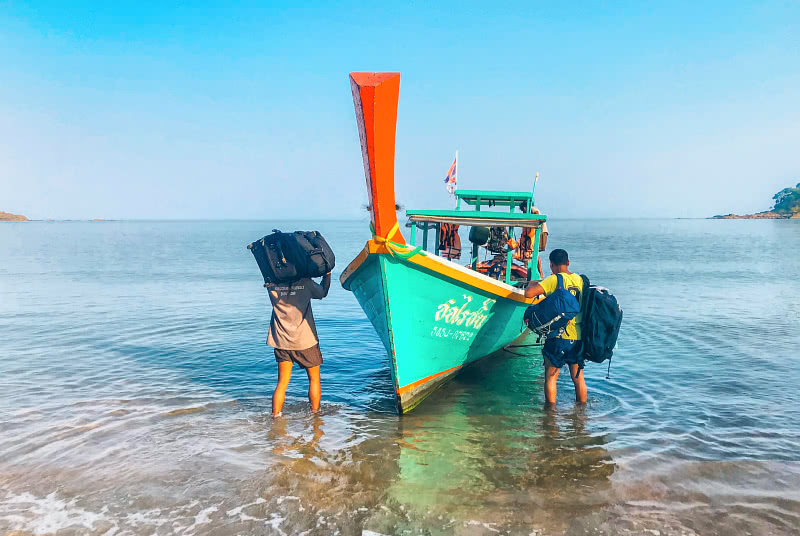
[163,406,207,418]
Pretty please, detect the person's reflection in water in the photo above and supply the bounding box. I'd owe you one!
[267,414,289,456]
[266,412,325,458]
[259,413,404,534]
[517,407,615,522]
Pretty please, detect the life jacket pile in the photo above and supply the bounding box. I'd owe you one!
[438,223,462,260]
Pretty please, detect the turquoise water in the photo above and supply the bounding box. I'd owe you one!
[1,219,799,535]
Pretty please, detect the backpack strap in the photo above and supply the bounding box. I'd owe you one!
[556,272,565,290]
[269,229,288,268]
[579,274,591,311]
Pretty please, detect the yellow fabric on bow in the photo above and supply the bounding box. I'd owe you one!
[371,221,426,260]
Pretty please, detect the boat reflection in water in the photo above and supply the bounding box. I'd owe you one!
[259,348,617,535]
[386,351,616,531]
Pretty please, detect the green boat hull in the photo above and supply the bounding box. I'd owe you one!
[345,250,539,413]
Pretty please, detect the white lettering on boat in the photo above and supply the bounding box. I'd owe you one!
[430,326,476,341]
[434,295,495,330]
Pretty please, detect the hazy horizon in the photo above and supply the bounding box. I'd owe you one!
[2,2,798,220]
[4,215,791,223]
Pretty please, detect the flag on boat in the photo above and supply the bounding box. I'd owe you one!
[444,153,457,194]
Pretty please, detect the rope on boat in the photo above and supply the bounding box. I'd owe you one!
[370,221,426,260]
[503,342,543,358]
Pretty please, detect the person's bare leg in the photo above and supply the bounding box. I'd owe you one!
[306,365,321,412]
[272,361,293,416]
[544,357,560,406]
[569,364,588,404]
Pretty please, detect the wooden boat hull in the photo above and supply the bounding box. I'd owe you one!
[342,241,539,413]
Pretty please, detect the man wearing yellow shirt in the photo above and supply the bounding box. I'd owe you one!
[524,249,586,406]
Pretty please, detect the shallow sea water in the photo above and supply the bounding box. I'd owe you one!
[1,219,799,535]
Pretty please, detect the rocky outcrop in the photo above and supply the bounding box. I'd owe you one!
[0,211,28,221]
[711,211,793,219]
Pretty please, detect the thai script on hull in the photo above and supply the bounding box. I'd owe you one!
[435,295,496,330]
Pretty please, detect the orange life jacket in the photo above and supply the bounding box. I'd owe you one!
[438,223,462,260]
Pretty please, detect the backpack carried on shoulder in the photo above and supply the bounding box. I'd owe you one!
[524,273,581,338]
[248,229,335,286]
[579,275,623,364]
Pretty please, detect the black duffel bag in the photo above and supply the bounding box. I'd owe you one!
[248,229,335,286]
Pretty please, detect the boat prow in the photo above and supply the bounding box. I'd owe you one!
[342,239,539,412]
[343,72,546,413]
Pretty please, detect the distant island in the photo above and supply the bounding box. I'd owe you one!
[712,182,800,219]
[0,211,28,221]
[0,212,114,222]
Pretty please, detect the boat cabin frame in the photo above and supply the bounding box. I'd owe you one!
[405,189,547,286]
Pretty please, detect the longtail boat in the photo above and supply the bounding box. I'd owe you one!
[341,72,547,413]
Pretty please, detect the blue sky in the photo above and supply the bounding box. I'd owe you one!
[1,1,798,219]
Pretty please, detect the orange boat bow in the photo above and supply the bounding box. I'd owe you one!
[349,72,405,244]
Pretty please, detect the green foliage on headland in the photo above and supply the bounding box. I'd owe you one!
[713,182,800,219]
[773,183,800,215]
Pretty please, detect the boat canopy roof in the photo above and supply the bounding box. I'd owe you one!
[454,189,532,208]
[406,209,546,228]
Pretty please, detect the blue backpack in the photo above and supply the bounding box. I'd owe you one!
[524,273,581,338]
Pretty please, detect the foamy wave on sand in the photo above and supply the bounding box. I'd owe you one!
[1,491,111,535]
[0,490,298,535]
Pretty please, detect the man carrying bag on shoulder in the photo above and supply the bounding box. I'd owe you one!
[524,249,586,406]
[248,229,336,417]
[267,273,331,416]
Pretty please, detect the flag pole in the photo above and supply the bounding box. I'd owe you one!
[455,150,459,206]
[531,171,539,210]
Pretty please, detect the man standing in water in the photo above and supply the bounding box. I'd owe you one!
[267,273,331,416]
[525,249,586,406]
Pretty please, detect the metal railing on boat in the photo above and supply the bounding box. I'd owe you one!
[404,210,547,286]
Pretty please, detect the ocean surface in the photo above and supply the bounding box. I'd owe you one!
[1,219,799,536]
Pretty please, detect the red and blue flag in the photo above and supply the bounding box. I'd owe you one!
[444,156,457,193]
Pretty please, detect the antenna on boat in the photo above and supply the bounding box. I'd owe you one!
[531,171,540,209]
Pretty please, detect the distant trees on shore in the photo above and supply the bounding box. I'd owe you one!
[772,183,800,215]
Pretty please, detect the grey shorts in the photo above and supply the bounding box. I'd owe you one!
[274,344,323,369]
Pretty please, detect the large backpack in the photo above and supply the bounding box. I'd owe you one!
[248,229,335,286]
[579,275,623,364]
[524,273,581,338]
